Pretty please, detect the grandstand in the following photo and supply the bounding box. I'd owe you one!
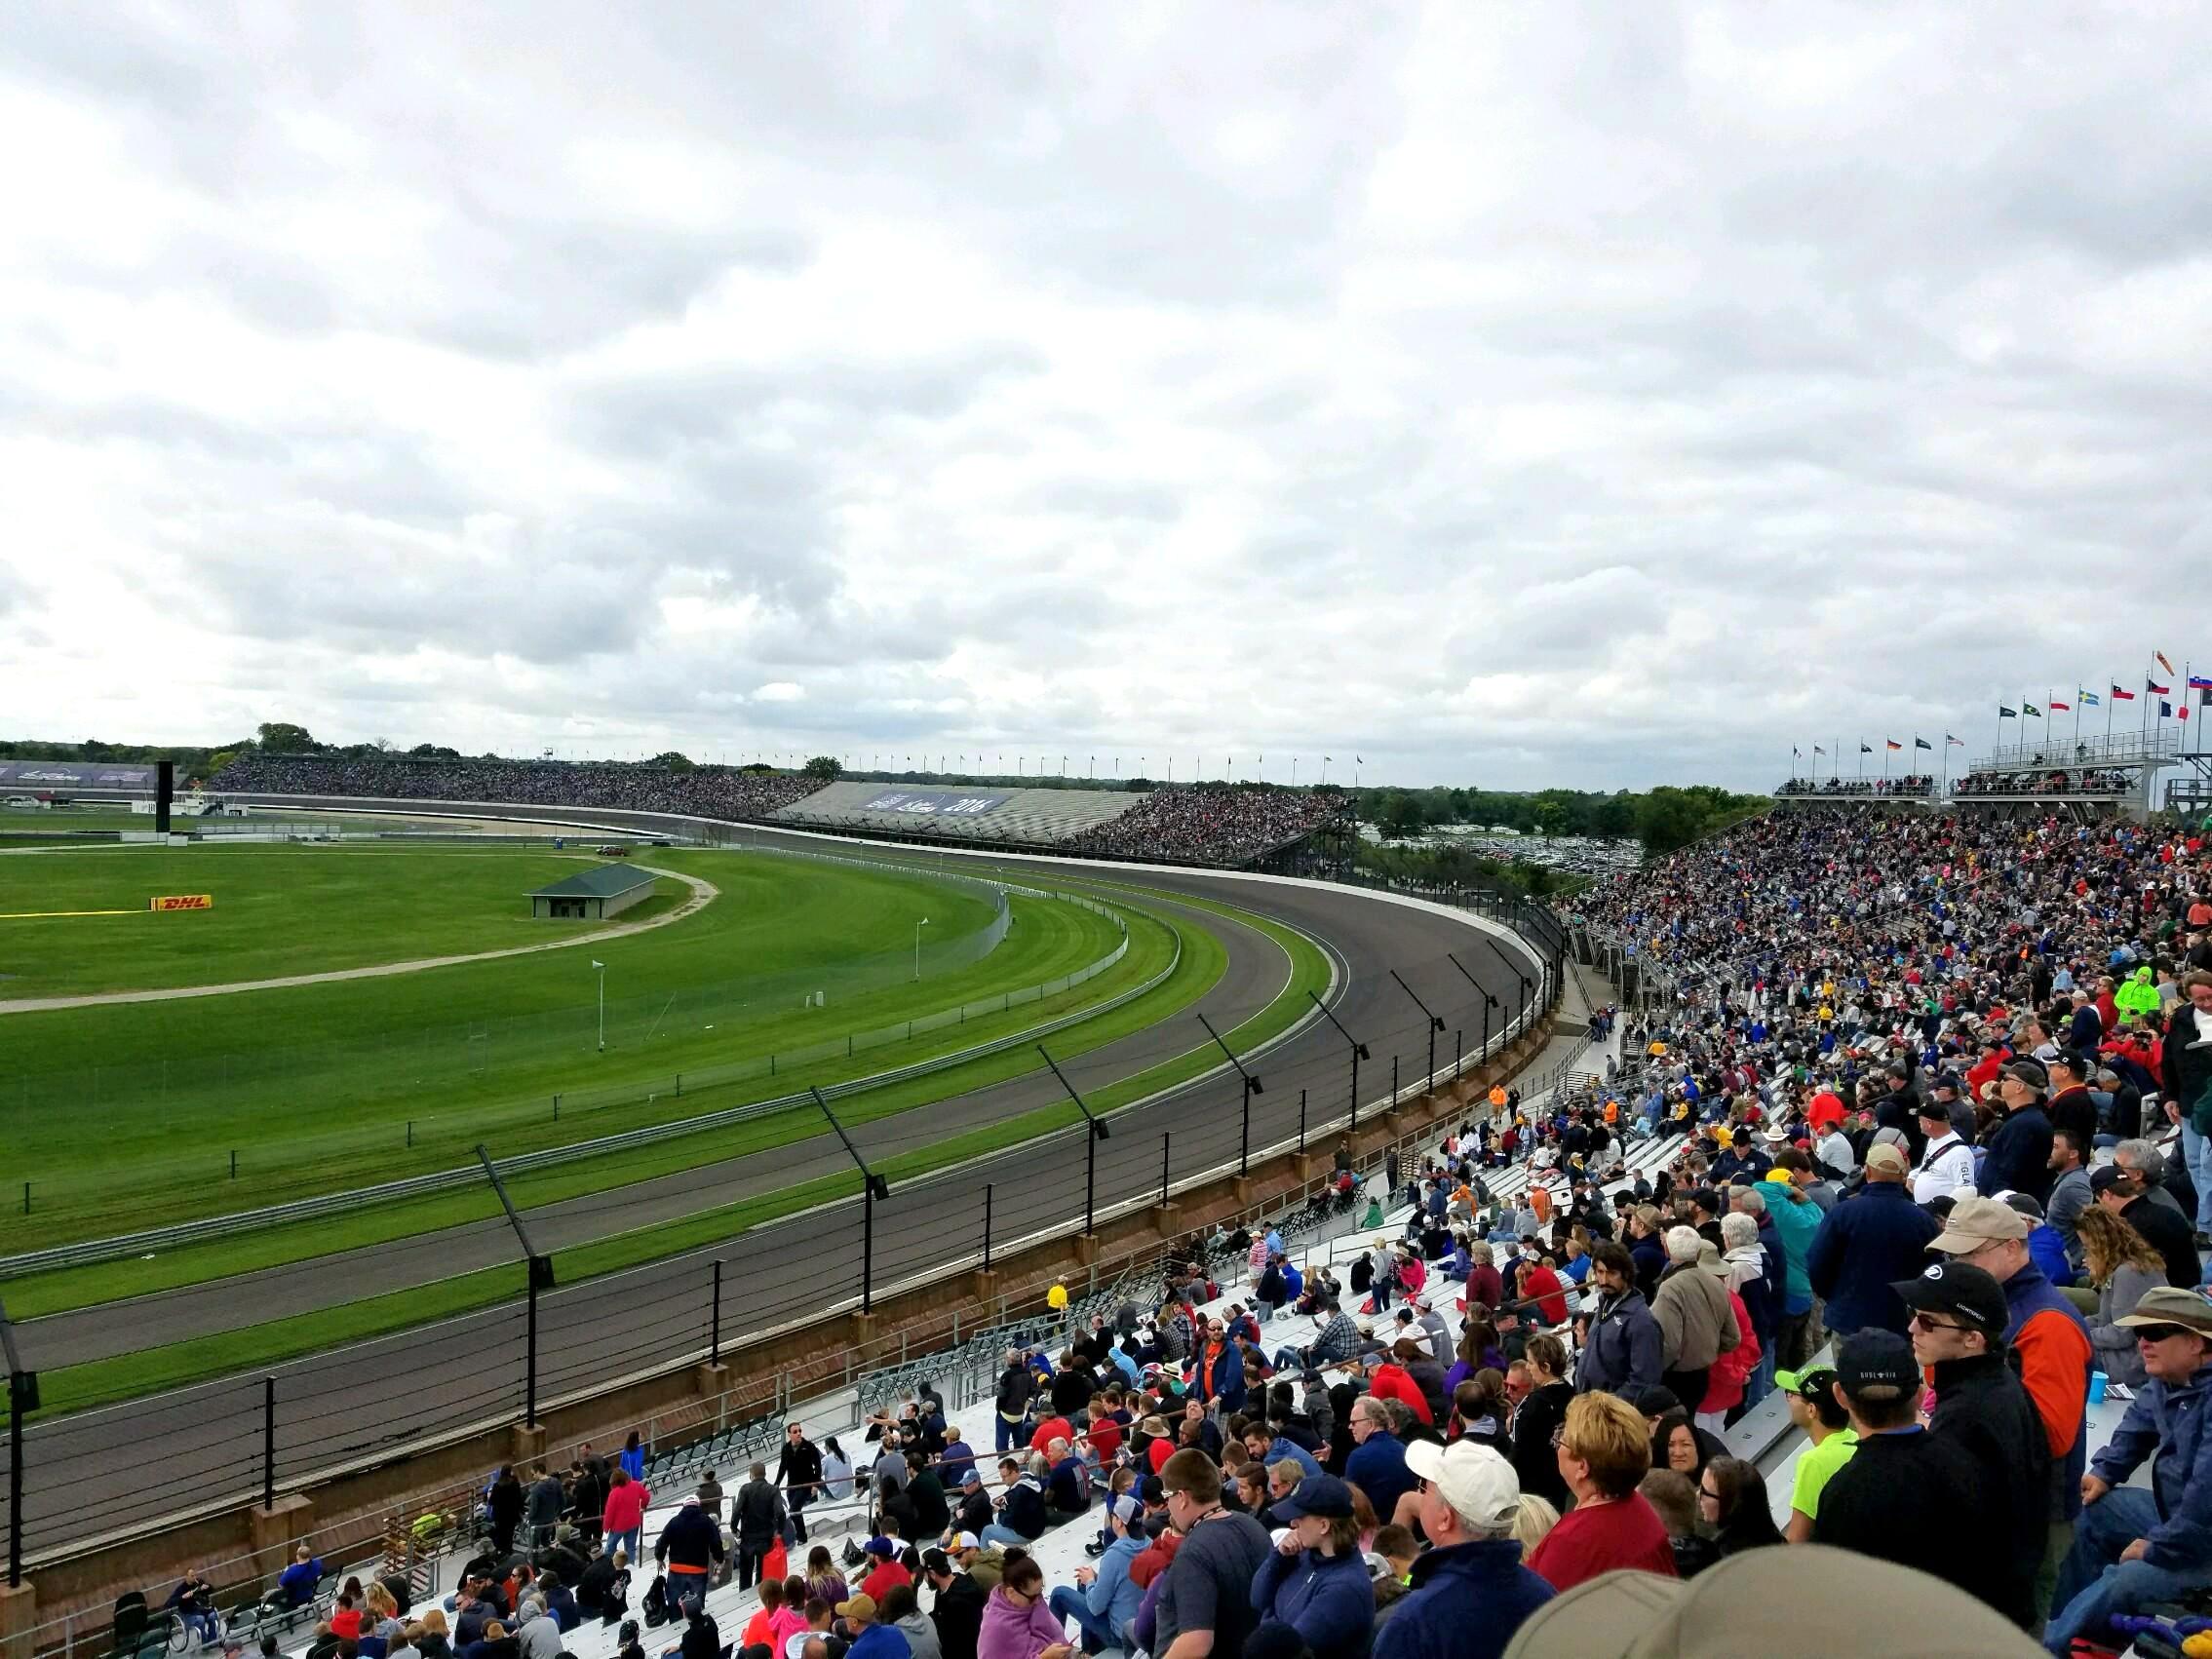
[769,782,1143,846]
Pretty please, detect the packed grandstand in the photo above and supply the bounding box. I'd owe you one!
[32,791,2212,1659]
[206,754,1351,868]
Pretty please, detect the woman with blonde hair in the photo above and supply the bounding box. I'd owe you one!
[1510,1493,1560,1556]
[2077,1203,2166,1388]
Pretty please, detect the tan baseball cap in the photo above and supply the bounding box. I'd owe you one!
[1928,1195,2030,1254]
[1864,1141,1910,1176]
[1502,1545,2045,1657]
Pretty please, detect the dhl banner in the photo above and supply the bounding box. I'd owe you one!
[149,894,213,911]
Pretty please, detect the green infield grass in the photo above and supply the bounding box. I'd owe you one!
[8,885,1334,1412]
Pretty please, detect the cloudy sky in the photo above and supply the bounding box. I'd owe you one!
[6,3,2210,791]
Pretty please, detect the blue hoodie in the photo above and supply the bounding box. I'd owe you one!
[1082,1532,1145,1644]
[1251,1546,1376,1659]
[1373,1539,1552,1659]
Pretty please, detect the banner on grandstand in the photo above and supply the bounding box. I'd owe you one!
[0,759,161,789]
[149,894,213,911]
[859,790,1010,818]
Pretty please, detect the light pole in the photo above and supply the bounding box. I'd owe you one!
[913,916,931,980]
[1305,990,1370,1130]
[591,958,605,1051]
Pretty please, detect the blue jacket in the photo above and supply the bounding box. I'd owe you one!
[1252,1546,1375,1659]
[1372,1539,1553,1659]
[278,1559,323,1607]
[1084,1533,1145,1643]
[1196,1341,1246,1412]
[1345,1432,1415,1522]
[2090,1359,2212,1572]
[1576,1289,1661,1397]
[844,1623,911,1659]
[2025,1223,2075,1289]
[1977,1104,2054,1204]
[1805,1181,1940,1336]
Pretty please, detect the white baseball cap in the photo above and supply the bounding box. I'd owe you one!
[1402,1439,1520,1531]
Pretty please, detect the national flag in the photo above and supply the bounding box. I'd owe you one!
[2111,684,2136,701]
[1813,745,1826,755]
[2161,700,2174,718]
[2023,702,2041,717]
[1998,706,2017,718]
[2079,689,2101,707]
[1355,754,1365,763]
[1914,737,1932,751]
[1792,746,1802,756]
[1946,734,1963,746]
[2148,678,2170,695]
[2049,698,2070,712]
[1859,742,1873,753]
[2156,650,2176,675]
[1884,740,1903,751]
[2190,675,2212,690]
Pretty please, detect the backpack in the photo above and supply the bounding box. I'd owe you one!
[640,1574,671,1630]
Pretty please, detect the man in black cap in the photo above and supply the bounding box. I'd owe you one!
[2091,1163,2200,1289]
[1893,1260,2049,1630]
[1813,1330,2009,1618]
[1978,1061,2055,1205]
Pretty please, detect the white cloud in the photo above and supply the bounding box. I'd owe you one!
[3,2,2211,787]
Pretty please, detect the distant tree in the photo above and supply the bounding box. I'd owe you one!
[407,743,460,759]
[803,754,841,780]
[1377,793,1427,841]
[650,751,696,771]
[1533,799,1571,838]
[255,721,317,752]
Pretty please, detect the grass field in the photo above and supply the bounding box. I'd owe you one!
[0,850,1164,1243]
[0,847,679,994]
[11,887,1335,1412]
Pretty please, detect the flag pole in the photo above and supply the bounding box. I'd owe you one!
[2107,679,2115,747]
[2073,684,2081,752]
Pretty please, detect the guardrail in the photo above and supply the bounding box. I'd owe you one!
[0,878,1164,1277]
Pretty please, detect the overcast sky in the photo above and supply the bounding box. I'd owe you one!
[5,4,2210,791]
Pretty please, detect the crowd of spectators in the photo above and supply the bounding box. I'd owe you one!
[1061,788,1348,866]
[1774,776,1937,797]
[1551,804,2212,1651]
[211,754,828,821]
[209,757,1346,869]
[1957,769,2139,796]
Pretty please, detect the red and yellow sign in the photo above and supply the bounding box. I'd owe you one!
[149,894,213,911]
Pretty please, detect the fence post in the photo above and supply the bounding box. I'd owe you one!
[1298,1087,1307,1152]
[983,1183,993,1272]
[676,1074,682,1099]
[710,1260,722,1367]
[1160,1133,1170,1206]
[1392,1055,1399,1106]
[231,1149,238,1179]
[262,1375,276,1512]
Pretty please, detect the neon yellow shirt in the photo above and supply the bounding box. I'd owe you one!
[1790,1427,1858,1522]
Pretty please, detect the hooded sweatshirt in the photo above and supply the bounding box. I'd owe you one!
[976,1586,1066,1659]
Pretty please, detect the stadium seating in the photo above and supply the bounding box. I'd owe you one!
[769,783,1144,846]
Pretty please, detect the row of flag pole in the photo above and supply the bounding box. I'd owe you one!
[1789,652,2210,787]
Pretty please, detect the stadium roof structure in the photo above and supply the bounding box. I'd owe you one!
[526,864,659,901]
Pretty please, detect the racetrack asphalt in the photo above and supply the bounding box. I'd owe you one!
[5,805,1547,1563]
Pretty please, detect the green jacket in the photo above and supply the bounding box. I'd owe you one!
[2114,967,2161,1018]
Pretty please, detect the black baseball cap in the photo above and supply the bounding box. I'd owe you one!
[2089,1164,2139,1198]
[1837,1329,1919,1397]
[1891,1260,2009,1333]
[1774,1366,1838,1403]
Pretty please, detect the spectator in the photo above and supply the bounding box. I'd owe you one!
[1573,1243,1662,1398]
[279,1546,325,1609]
[1373,1442,1551,1659]
[1344,1396,1415,1522]
[733,1463,788,1592]
[1150,1449,1271,1659]
[1649,1226,1737,1413]
[602,1469,649,1563]
[921,1551,985,1659]
[1979,1063,2057,1205]
[778,1424,825,1543]
[1698,1456,1782,1558]
[1507,1333,1574,1511]
[1893,1261,2049,1629]
[1048,1494,1145,1654]
[2046,1287,2212,1657]
[652,1497,725,1609]
[1805,1141,1940,1337]
[835,1593,911,1659]
[2091,1161,2199,1289]
[977,1459,1046,1550]
[1527,1392,1675,1591]
[1812,1330,2011,1617]
[2077,1204,2168,1388]
[878,1586,936,1659]
[1246,1476,1374,1659]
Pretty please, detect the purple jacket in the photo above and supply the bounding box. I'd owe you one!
[977,1587,1065,1659]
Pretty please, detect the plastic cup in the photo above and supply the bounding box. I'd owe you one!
[2089,1370,2109,1406]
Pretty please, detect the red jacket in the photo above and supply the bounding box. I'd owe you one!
[1367,1363,1433,1425]
[602,1479,650,1534]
